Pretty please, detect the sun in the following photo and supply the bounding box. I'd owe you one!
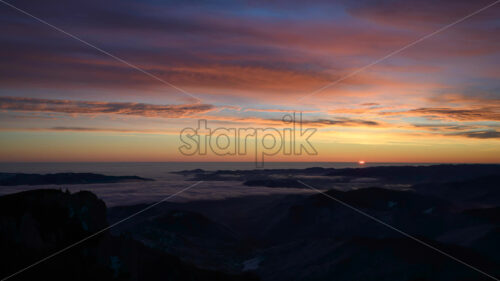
[358,160,366,165]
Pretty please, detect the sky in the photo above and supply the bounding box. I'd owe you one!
[0,0,499,163]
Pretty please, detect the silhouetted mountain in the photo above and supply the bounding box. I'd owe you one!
[244,178,303,188]
[0,172,153,186]
[178,164,500,187]
[108,186,500,281]
[0,189,258,281]
[255,236,499,281]
[413,175,500,206]
[256,187,500,281]
[3,164,500,281]
[120,209,245,273]
[264,187,453,244]
[324,164,500,184]
[463,207,500,224]
[173,167,329,182]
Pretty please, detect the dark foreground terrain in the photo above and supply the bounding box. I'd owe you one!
[1,164,499,280]
[0,189,257,281]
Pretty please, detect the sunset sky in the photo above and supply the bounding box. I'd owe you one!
[0,0,499,162]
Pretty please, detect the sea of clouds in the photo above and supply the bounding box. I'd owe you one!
[0,180,318,207]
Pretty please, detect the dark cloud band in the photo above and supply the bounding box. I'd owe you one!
[0,96,215,118]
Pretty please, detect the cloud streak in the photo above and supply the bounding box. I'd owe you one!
[449,130,500,139]
[383,107,500,121]
[0,97,217,118]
